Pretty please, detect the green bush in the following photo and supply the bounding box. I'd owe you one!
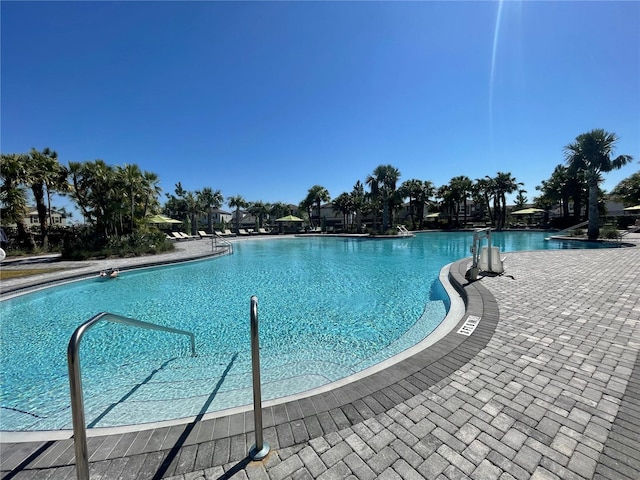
[600,226,620,239]
[61,228,174,260]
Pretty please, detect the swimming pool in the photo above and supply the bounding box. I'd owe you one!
[0,231,615,432]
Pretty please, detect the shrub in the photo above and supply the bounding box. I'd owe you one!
[600,226,620,240]
[61,228,174,260]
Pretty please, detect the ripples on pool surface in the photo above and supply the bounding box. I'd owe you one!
[0,231,608,430]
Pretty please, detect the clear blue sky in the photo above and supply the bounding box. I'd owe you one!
[2,1,639,216]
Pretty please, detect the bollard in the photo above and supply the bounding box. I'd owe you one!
[248,296,270,460]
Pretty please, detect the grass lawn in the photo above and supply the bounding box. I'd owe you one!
[0,268,66,281]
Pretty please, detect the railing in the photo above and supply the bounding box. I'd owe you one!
[68,312,196,480]
[621,224,640,236]
[212,233,233,254]
[551,220,590,237]
[248,295,270,460]
[396,225,414,237]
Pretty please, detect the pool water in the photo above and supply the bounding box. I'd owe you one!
[0,232,612,431]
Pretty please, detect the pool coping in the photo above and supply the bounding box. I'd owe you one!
[0,255,500,478]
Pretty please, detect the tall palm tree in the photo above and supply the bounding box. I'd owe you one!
[247,200,270,229]
[416,180,436,230]
[197,187,223,233]
[227,194,248,233]
[0,153,34,249]
[399,179,424,230]
[565,129,633,240]
[350,181,366,233]
[27,147,67,248]
[332,193,353,231]
[366,164,401,231]
[184,191,200,235]
[141,171,162,218]
[448,175,473,228]
[491,172,522,230]
[305,185,330,229]
[117,163,144,233]
[472,177,494,226]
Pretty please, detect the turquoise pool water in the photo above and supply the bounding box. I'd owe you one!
[0,232,614,431]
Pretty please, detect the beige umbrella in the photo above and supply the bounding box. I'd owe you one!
[275,215,304,222]
[511,208,545,215]
[146,214,183,227]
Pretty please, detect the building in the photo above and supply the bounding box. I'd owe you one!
[1,206,68,229]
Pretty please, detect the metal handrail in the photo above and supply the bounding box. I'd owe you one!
[553,220,590,237]
[248,295,270,460]
[621,225,640,236]
[67,312,196,480]
[212,233,233,254]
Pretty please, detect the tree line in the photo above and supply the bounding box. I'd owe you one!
[1,128,636,253]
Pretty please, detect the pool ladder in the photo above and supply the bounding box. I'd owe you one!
[68,300,269,480]
[67,312,197,480]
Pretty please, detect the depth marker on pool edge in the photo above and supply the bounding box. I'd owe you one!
[457,315,481,336]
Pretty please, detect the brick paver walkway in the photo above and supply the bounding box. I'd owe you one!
[2,237,639,479]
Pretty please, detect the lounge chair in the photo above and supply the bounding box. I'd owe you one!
[214,230,224,237]
[223,229,236,237]
[238,229,250,236]
[171,231,186,241]
[198,230,213,238]
[258,228,271,234]
[178,232,195,240]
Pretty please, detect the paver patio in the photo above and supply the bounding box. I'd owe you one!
[1,235,639,479]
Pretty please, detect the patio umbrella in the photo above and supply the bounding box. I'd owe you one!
[511,208,545,215]
[275,215,304,222]
[146,214,183,226]
[623,205,640,211]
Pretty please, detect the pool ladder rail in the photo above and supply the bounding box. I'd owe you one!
[67,312,197,480]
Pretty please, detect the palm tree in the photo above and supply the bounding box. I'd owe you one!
[514,189,528,210]
[117,163,144,233]
[141,171,162,218]
[227,194,248,233]
[435,184,455,225]
[247,201,270,229]
[197,187,223,233]
[305,185,330,229]
[490,172,522,230]
[472,177,494,226]
[350,181,366,233]
[332,193,353,231]
[269,202,290,226]
[399,179,424,230]
[416,180,436,229]
[0,153,34,249]
[366,164,401,232]
[184,191,200,235]
[27,147,67,248]
[611,171,640,207]
[448,176,473,228]
[565,129,633,239]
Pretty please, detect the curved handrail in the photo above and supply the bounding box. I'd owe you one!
[67,312,196,480]
[212,233,233,254]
